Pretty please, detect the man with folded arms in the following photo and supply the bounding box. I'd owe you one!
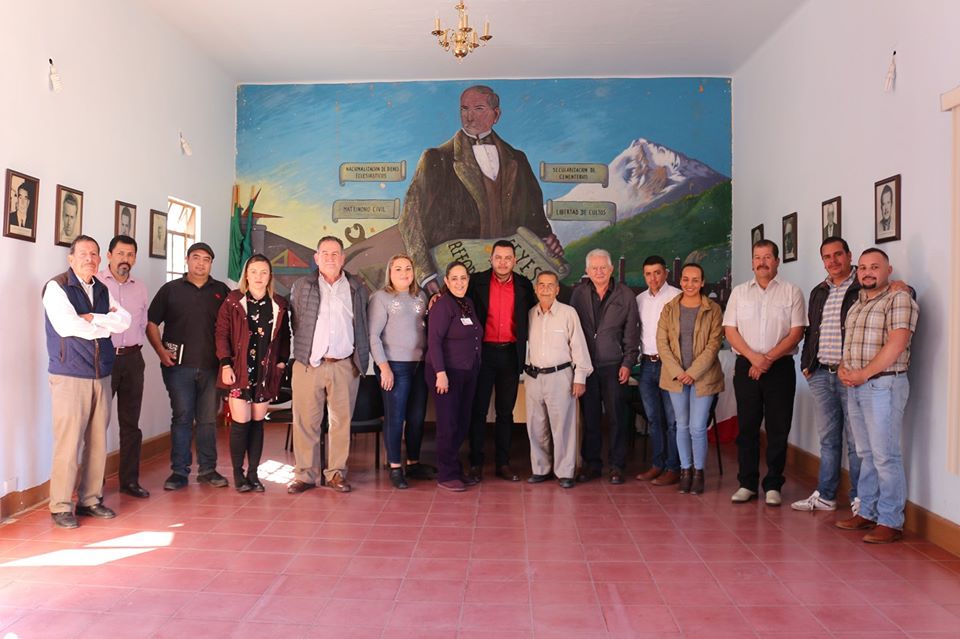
[723,240,806,507]
[835,248,917,544]
[43,235,131,528]
[524,271,593,488]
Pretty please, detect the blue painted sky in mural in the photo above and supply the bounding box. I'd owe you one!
[236,78,730,205]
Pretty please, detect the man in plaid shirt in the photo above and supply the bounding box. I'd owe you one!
[835,248,918,544]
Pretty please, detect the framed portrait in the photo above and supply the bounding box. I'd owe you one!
[821,196,842,241]
[55,184,84,247]
[149,209,167,258]
[115,200,136,238]
[3,169,40,243]
[750,223,764,250]
[875,174,901,243]
[782,212,798,263]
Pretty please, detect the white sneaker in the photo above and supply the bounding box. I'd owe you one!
[851,497,861,516]
[765,490,782,506]
[731,487,757,503]
[790,490,837,512]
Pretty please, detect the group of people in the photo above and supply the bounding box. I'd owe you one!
[43,230,918,544]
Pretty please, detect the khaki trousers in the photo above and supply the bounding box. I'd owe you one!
[291,359,359,483]
[49,374,111,513]
[525,368,578,479]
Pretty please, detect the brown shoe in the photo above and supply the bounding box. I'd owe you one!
[863,525,903,544]
[286,479,315,494]
[652,469,680,486]
[690,469,704,495]
[327,472,352,493]
[835,514,877,530]
[677,468,693,494]
[635,466,663,482]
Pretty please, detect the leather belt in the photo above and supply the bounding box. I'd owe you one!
[483,342,515,350]
[640,354,660,363]
[322,356,350,363]
[869,370,906,380]
[116,345,142,356]
[524,362,571,378]
[822,363,840,374]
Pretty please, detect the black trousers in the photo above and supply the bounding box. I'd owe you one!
[469,344,521,468]
[580,364,627,472]
[111,349,145,486]
[733,355,796,492]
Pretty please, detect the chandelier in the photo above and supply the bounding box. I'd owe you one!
[431,2,492,61]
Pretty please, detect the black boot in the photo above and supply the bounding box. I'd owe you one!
[230,420,251,492]
[678,467,693,494]
[246,419,265,492]
[389,467,408,489]
[690,469,705,495]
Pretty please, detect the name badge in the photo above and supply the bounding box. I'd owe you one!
[460,317,474,326]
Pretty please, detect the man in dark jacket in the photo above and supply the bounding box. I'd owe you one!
[466,240,537,481]
[570,248,641,484]
[287,236,370,494]
[42,236,131,528]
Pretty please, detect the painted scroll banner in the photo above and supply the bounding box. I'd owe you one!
[331,198,401,222]
[538,162,609,188]
[545,200,617,222]
[338,161,407,185]
[431,226,570,281]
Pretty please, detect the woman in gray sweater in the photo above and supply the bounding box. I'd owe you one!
[368,254,432,488]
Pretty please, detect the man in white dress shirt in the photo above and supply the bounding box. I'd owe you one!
[723,240,807,506]
[524,271,593,488]
[42,235,131,528]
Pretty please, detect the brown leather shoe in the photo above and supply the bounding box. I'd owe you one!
[690,469,704,495]
[327,472,352,493]
[286,479,315,494]
[835,514,877,530]
[863,525,903,544]
[635,466,663,482]
[652,469,680,486]
[495,465,520,482]
[677,468,693,493]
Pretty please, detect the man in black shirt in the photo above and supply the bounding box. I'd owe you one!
[147,242,230,490]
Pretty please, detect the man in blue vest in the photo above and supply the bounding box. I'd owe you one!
[42,235,131,528]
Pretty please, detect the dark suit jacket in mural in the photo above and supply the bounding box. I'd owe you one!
[398,129,552,285]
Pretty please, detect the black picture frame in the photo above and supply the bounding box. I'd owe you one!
[3,169,39,243]
[782,212,798,263]
[875,174,901,243]
[821,196,841,241]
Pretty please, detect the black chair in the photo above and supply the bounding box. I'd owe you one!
[706,394,723,475]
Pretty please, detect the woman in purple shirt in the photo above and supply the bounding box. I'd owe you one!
[427,261,483,491]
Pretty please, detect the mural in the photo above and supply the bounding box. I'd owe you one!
[236,78,732,299]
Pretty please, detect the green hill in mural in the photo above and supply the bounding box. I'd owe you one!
[561,180,732,287]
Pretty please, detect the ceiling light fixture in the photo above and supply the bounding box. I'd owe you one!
[884,50,897,92]
[431,2,492,61]
[48,58,62,93]
[179,131,193,157]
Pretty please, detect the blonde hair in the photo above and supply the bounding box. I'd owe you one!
[239,254,274,298]
[383,253,420,295]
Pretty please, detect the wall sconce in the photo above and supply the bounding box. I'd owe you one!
[48,58,62,93]
[179,131,193,156]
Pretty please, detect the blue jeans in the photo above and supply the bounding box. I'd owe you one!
[637,359,678,472]
[161,366,219,477]
[847,375,909,529]
[669,386,715,470]
[376,361,428,465]
[807,368,861,501]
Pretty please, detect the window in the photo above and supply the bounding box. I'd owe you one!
[165,197,200,282]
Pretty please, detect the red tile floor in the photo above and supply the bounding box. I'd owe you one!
[1,425,959,638]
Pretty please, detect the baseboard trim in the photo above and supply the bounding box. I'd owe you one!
[0,431,171,520]
[787,443,960,557]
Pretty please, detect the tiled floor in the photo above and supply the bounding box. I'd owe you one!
[1,425,959,638]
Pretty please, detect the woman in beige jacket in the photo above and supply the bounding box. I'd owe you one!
[656,263,724,494]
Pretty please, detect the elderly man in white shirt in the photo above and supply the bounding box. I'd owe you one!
[524,271,593,488]
[723,239,807,507]
[42,235,131,528]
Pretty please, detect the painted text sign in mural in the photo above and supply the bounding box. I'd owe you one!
[338,161,407,185]
[539,162,610,188]
[432,226,571,281]
[331,199,401,222]
[545,200,617,222]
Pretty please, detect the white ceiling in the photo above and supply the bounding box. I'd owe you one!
[139,0,805,84]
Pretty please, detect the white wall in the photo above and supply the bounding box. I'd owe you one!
[733,0,960,522]
[0,1,235,499]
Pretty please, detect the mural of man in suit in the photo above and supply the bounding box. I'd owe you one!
[399,85,563,294]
